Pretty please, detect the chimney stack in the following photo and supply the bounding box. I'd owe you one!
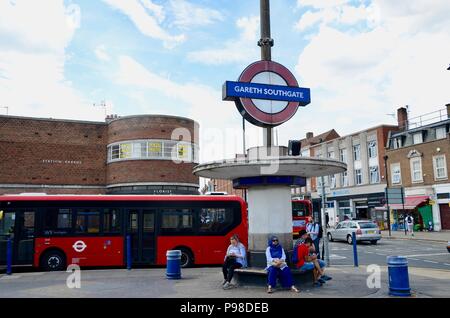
[397,107,408,130]
[306,132,314,139]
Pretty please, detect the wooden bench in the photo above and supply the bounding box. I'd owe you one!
[234,267,314,287]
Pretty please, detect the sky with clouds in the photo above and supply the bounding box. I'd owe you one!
[1,0,450,164]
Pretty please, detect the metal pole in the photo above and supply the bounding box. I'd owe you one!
[384,156,391,236]
[126,234,132,270]
[259,0,274,148]
[401,187,406,235]
[242,116,246,155]
[352,232,358,267]
[6,238,12,275]
[321,176,330,267]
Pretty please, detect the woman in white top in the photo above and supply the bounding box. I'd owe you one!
[265,235,299,294]
[222,234,246,289]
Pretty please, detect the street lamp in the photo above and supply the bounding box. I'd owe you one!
[383,155,391,237]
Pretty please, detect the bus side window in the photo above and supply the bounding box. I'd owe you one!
[103,209,121,233]
[198,208,233,233]
[43,208,72,235]
[76,209,100,234]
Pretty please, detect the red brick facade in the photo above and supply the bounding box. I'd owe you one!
[0,114,199,195]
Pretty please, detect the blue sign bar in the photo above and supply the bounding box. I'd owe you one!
[223,81,311,105]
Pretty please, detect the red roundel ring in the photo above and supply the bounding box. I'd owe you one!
[236,60,300,127]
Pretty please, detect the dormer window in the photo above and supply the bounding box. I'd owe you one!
[436,127,446,140]
[413,132,423,144]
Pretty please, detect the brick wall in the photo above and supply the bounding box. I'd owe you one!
[0,116,107,187]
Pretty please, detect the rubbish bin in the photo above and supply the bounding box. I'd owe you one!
[387,256,411,296]
[166,250,182,279]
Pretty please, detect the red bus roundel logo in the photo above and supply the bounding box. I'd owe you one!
[236,60,301,127]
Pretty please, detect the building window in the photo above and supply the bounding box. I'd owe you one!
[111,145,120,160]
[340,172,348,187]
[391,163,401,184]
[353,144,361,161]
[301,149,309,157]
[410,158,423,182]
[330,175,336,188]
[327,151,335,159]
[355,169,362,185]
[393,137,402,149]
[339,148,347,163]
[368,141,377,158]
[119,143,132,159]
[107,139,197,163]
[369,166,380,184]
[436,127,447,140]
[433,155,447,180]
[413,133,423,144]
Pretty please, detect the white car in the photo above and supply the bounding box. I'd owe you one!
[328,220,381,245]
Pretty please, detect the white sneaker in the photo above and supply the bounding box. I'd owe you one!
[223,282,231,289]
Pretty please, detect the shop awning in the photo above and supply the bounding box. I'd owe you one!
[381,195,429,210]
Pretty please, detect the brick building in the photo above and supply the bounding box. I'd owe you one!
[303,123,399,227]
[0,114,200,195]
[385,105,450,230]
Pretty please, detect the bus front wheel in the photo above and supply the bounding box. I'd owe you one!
[40,250,66,271]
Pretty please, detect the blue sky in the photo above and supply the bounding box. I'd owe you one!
[1,0,450,162]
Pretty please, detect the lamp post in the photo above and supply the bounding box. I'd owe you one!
[383,155,391,237]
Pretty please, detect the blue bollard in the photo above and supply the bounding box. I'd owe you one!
[387,256,411,297]
[6,238,12,275]
[352,232,358,267]
[126,235,131,270]
[166,250,181,279]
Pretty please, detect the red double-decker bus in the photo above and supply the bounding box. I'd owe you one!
[292,198,312,237]
[0,195,247,271]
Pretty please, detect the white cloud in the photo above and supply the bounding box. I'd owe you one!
[295,2,377,31]
[0,0,105,121]
[94,44,111,61]
[294,0,450,137]
[187,16,260,65]
[169,0,223,29]
[102,0,185,49]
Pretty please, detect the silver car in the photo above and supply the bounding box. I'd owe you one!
[327,220,381,245]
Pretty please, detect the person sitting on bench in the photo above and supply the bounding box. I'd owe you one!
[265,235,299,294]
[295,237,332,287]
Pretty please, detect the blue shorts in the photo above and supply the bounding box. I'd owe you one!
[299,260,326,271]
[299,262,314,271]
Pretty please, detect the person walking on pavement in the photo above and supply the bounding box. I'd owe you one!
[405,214,414,237]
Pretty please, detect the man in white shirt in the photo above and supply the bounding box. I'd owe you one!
[306,216,320,258]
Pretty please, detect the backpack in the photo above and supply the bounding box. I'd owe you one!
[317,223,323,239]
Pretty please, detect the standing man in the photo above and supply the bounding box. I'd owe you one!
[406,214,414,237]
[306,216,320,258]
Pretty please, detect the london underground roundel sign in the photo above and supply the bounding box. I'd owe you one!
[223,60,311,127]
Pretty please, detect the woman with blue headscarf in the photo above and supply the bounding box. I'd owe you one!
[265,235,299,293]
